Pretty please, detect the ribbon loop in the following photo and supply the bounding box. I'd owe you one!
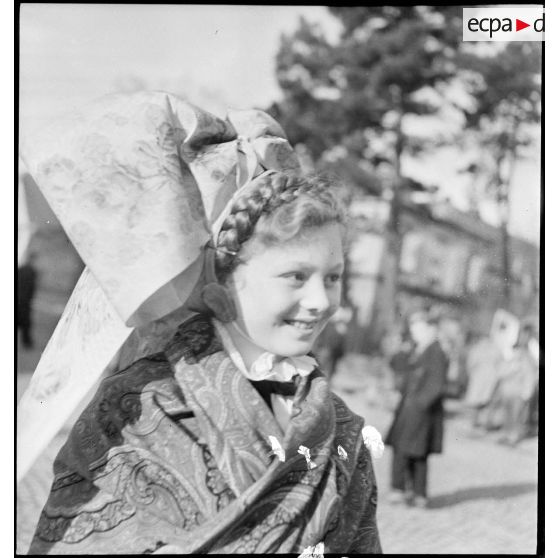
[235,136,261,190]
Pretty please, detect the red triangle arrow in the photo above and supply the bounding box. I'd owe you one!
[516,18,530,31]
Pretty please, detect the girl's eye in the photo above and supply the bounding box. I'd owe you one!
[326,273,342,286]
[283,272,307,285]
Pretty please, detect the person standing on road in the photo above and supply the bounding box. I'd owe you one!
[463,332,504,431]
[385,309,449,508]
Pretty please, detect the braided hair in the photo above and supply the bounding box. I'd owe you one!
[214,171,348,281]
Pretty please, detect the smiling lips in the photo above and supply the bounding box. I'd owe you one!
[284,318,321,331]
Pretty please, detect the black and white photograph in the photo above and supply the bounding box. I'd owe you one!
[16,4,542,555]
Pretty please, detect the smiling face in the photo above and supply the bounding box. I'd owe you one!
[226,222,345,358]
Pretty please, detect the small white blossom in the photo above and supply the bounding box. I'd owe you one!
[362,425,385,459]
[298,445,317,470]
[337,445,348,461]
[268,435,285,462]
[298,541,324,558]
[298,445,310,459]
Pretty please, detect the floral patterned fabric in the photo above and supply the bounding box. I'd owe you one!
[20,91,300,327]
[18,91,301,481]
[29,315,382,555]
[21,92,209,327]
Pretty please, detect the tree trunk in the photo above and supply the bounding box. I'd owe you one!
[500,208,511,307]
[497,116,520,309]
[387,103,405,330]
[495,152,512,308]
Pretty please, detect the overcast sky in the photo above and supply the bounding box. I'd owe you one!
[20,4,340,128]
[19,4,540,243]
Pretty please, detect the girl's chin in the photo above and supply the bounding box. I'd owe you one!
[275,339,317,358]
[248,326,323,357]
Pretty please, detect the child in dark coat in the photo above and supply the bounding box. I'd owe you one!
[385,309,449,508]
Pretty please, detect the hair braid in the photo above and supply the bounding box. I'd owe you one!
[214,170,346,280]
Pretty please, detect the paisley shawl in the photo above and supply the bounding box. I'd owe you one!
[29,315,382,554]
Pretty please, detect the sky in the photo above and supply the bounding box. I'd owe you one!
[19,4,541,244]
[19,4,341,126]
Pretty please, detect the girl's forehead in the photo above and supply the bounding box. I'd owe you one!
[242,223,345,264]
[255,223,342,248]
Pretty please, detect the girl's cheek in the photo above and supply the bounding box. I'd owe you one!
[329,286,342,305]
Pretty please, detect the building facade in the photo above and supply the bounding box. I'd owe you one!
[345,195,539,355]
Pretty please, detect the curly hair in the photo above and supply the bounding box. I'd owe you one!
[214,171,348,281]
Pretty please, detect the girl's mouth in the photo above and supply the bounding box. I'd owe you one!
[284,319,319,331]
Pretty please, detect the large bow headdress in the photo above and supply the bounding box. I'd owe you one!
[17,91,301,480]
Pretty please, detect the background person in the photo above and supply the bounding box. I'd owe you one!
[385,308,449,508]
[463,332,504,431]
[314,306,350,378]
[495,324,539,446]
[387,325,415,393]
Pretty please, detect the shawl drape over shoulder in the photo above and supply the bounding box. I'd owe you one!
[29,316,382,554]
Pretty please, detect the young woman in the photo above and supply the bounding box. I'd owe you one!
[21,92,383,554]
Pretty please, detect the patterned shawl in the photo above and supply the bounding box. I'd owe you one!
[29,315,382,554]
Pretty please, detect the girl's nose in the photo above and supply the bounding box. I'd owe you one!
[300,276,332,313]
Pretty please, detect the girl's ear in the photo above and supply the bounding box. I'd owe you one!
[189,241,237,322]
[186,244,236,322]
[201,283,237,323]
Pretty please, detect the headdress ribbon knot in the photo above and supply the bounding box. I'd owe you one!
[17,90,301,481]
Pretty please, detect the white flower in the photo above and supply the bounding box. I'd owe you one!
[298,541,325,558]
[298,445,317,470]
[268,435,285,462]
[337,445,348,460]
[252,353,279,379]
[362,425,385,459]
[297,445,311,460]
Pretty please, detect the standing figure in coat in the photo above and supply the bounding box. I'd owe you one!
[385,309,449,508]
